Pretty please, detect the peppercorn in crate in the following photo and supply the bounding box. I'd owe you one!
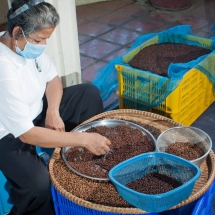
[116,28,215,126]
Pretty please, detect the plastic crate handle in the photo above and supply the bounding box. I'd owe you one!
[122,72,150,84]
[137,76,150,87]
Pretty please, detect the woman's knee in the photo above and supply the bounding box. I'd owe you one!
[27,169,51,199]
[82,83,100,96]
[85,84,102,103]
[35,176,50,193]
[64,83,101,100]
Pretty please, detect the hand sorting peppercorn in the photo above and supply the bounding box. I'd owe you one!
[66,125,155,178]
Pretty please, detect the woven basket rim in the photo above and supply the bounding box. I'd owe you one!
[49,109,215,214]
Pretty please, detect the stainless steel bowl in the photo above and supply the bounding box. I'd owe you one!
[156,126,212,167]
[61,119,157,181]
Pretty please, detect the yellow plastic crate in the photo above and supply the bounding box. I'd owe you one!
[117,65,215,126]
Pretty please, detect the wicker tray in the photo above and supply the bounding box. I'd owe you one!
[49,109,215,214]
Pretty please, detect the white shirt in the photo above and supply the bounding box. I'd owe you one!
[0,32,58,139]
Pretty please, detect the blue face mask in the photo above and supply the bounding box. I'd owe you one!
[15,30,46,59]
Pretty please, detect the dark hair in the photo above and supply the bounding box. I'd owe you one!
[7,0,60,38]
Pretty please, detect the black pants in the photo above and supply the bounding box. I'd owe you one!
[0,84,103,215]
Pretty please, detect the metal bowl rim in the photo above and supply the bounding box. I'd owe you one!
[61,119,157,181]
[156,126,212,163]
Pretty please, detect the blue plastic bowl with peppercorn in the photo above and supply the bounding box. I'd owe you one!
[156,126,212,167]
[108,152,201,213]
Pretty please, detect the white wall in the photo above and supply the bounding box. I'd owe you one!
[45,0,81,87]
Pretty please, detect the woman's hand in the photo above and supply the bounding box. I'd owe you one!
[45,109,65,132]
[80,132,111,155]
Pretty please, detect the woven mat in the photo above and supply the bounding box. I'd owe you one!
[49,110,215,214]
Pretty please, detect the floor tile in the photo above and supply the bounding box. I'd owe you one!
[165,0,202,14]
[192,30,213,38]
[99,28,141,45]
[77,18,89,26]
[81,61,108,82]
[145,11,179,22]
[205,0,215,8]
[89,0,133,11]
[127,42,134,48]
[78,21,114,37]
[205,12,215,20]
[78,34,92,45]
[175,16,209,30]
[103,92,118,110]
[80,39,121,59]
[116,4,148,16]
[118,0,134,5]
[190,5,208,19]
[157,22,181,32]
[202,24,215,34]
[97,12,132,26]
[81,79,91,84]
[192,102,215,153]
[103,47,129,62]
[76,5,110,20]
[80,55,95,69]
[123,17,161,33]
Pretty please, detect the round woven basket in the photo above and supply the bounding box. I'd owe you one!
[49,109,215,214]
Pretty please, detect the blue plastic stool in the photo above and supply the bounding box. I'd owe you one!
[36,147,54,156]
[0,147,54,215]
[51,186,159,215]
[51,179,215,215]
[192,179,215,215]
[0,171,13,215]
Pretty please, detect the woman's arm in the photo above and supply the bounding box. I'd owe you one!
[45,76,65,131]
[26,76,111,155]
[19,126,111,155]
